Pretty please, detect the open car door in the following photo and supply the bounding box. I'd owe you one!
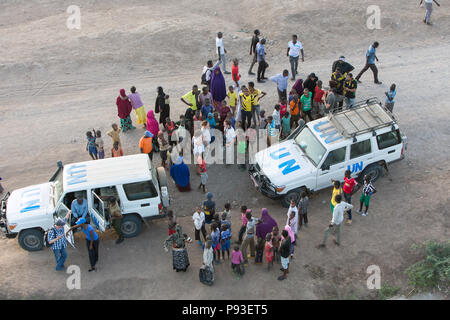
[90,191,107,232]
[54,202,75,248]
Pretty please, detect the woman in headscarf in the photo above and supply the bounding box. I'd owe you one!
[256,208,278,240]
[170,156,191,192]
[210,66,227,109]
[155,86,170,126]
[283,225,296,258]
[116,89,135,132]
[164,224,191,272]
[146,110,160,152]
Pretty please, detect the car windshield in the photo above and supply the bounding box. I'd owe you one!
[52,169,64,207]
[294,126,326,167]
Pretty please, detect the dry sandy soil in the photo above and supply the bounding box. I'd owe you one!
[0,0,449,299]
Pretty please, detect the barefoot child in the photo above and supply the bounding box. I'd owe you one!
[227,86,238,115]
[231,58,241,88]
[255,237,264,264]
[107,123,121,147]
[197,156,208,193]
[211,223,222,264]
[265,233,274,270]
[220,224,231,260]
[86,131,98,160]
[231,245,244,278]
[95,130,105,159]
[271,226,281,263]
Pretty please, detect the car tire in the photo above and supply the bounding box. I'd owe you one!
[18,229,44,252]
[121,214,143,238]
[280,188,305,208]
[361,163,384,183]
[157,167,168,188]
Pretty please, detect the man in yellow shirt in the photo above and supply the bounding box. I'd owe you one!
[239,86,253,130]
[227,85,237,115]
[248,81,266,127]
[330,180,343,215]
[181,85,200,111]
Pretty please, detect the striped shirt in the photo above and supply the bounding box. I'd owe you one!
[362,182,376,195]
[48,226,67,250]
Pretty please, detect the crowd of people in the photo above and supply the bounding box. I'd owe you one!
[48,29,394,281]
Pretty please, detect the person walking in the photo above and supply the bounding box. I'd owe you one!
[318,194,352,248]
[128,86,147,128]
[216,32,230,74]
[48,218,68,271]
[287,34,304,81]
[355,42,382,84]
[420,0,440,25]
[67,218,100,272]
[256,38,267,82]
[248,29,260,75]
[270,70,290,102]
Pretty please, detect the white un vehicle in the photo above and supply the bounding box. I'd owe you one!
[0,154,170,251]
[249,98,407,207]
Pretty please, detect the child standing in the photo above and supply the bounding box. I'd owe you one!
[95,130,105,159]
[254,237,264,264]
[279,99,288,117]
[231,245,244,278]
[259,110,267,129]
[220,224,231,260]
[223,202,232,222]
[107,123,122,147]
[158,130,170,169]
[385,83,396,112]
[211,223,222,264]
[221,211,231,232]
[111,141,123,157]
[231,59,241,88]
[265,233,274,271]
[271,226,281,263]
[313,80,325,118]
[86,131,98,160]
[298,191,309,228]
[272,104,281,130]
[357,175,377,216]
[197,156,208,193]
[227,86,238,116]
[281,112,291,140]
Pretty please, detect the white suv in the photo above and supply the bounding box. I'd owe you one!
[249,98,407,207]
[0,154,170,251]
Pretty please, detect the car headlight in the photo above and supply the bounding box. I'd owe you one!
[8,223,17,231]
[276,186,286,193]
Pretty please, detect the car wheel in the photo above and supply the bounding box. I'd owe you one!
[281,190,303,208]
[361,163,384,183]
[18,229,44,252]
[121,214,143,238]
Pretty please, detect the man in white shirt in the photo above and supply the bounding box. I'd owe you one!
[193,206,207,245]
[224,120,236,165]
[318,194,353,248]
[216,32,230,74]
[286,35,304,81]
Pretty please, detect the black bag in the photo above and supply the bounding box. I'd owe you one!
[199,265,214,285]
[44,227,57,248]
[201,72,207,85]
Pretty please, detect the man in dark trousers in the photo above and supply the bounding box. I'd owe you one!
[355,42,382,84]
[256,38,267,82]
[420,0,440,25]
[248,29,260,75]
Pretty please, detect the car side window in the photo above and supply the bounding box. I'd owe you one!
[377,130,401,150]
[322,146,347,169]
[350,139,372,159]
[123,181,158,201]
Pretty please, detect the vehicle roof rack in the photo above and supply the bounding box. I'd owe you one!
[329,97,397,138]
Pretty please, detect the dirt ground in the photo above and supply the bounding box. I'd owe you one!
[0,0,449,300]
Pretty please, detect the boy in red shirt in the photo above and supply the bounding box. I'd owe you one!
[313,80,325,118]
[342,169,358,225]
[232,59,241,88]
[279,98,288,117]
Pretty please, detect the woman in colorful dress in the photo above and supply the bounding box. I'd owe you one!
[128,86,147,128]
[116,89,135,132]
[164,224,191,272]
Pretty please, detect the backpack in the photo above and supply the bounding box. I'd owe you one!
[44,227,57,248]
[201,71,207,85]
